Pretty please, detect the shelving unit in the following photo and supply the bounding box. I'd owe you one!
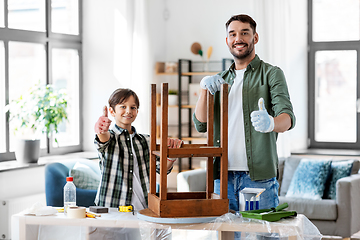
[177,59,233,172]
[155,59,233,172]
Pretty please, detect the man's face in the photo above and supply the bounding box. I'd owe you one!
[226,21,258,60]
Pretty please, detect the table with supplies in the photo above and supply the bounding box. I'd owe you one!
[11,207,322,240]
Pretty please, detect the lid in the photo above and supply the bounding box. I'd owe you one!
[66,177,73,182]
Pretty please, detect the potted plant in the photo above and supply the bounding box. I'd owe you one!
[168,89,178,106]
[5,82,68,164]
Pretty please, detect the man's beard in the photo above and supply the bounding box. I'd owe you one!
[229,40,255,60]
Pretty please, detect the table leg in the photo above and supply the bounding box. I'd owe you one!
[219,231,234,240]
[18,217,26,240]
[85,226,90,240]
[288,235,298,240]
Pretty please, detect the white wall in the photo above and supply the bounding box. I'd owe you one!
[0,167,45,200]
[82,0,308,152]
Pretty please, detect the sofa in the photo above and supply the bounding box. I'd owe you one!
[177,156,360,238]
[45,158,101,207]
[278,156,360,238]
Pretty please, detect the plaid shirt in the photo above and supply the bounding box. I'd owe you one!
[94,125,168,207]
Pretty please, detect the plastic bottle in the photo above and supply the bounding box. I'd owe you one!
[64,177,76,214]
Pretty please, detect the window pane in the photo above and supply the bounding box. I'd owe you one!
[52,48,80,147]
[313,0,360,42]
[315,50,357,142]
[0,42,5,153]
[8,0,45,32]
[0,0,4,27]
[8,42,46,150]
[51,0,79,35]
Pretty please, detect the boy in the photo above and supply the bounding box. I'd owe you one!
[94,88,182,210]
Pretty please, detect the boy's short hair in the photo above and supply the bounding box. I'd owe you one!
[225,14,257,34]
[108,88,140,111]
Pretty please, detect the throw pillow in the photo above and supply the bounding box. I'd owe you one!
[285,158,332,200]
[69,162,100,190]
[279,157,302,196]
[323,160,353,200]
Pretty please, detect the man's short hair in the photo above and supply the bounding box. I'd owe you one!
[225,14,257,33]
[108,88,140,111]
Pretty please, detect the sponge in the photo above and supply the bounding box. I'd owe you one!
[89,206,109,213]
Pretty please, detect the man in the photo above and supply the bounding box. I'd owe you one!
[193,14,295,211]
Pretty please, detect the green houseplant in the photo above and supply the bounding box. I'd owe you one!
[5,82,68,163]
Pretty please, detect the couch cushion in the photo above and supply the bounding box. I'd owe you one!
[177,169,206,192]
[279,196,337,220]
[279,157,303,196]
[330,158,359,174]
[351,159,359,174]
[339,158,359,174]
[277,157,285,191]
[70,162,100,190]
[285,158,331,200]
[323,160,354,199]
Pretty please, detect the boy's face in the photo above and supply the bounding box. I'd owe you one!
[109,95,138,131]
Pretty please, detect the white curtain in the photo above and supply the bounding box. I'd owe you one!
[113,0,151,134]
[238,0,295,157]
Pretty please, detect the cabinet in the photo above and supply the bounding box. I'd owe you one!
[155,59,233,172]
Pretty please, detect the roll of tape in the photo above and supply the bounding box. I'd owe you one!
[67,206,86,219]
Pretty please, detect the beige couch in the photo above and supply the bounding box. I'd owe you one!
[177,156,360,238]
[278,156,360,238]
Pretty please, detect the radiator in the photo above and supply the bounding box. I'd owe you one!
[0,193,46,240]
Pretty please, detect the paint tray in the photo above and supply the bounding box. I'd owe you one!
[239,203,297,222]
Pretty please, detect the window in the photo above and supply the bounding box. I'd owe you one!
[308,0,360,149]
[8,0,46,32]
[0,0,82,161]
[8,42,47,150]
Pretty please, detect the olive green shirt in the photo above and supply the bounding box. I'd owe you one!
[193,55,295,181]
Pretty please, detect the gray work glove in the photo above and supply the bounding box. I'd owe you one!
[200,75,225,95]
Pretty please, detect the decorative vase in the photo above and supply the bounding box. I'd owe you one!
[15,139,41,164]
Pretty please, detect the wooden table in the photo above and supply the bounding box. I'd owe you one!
[11,208,321,240]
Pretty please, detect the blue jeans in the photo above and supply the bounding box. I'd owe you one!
[214,171,279,212]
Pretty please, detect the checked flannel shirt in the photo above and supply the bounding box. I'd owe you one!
[94,124,170,208]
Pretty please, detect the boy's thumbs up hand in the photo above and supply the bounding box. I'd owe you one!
[250,98,274,133]
[95,106,112,135]
[103,106,108,117]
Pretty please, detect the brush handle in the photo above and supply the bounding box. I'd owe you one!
[275,203,288,212]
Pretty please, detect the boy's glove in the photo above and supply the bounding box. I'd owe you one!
[94,106,112,134]
[250,98,274,133]
[200,75,225,95]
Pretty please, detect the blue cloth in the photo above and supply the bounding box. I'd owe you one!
[286,159,331,200]
[214,171,279,212]
[323,160,353,199]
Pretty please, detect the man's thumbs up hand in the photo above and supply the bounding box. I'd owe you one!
[250,98,274,133]
[258,98,265,111]
[95,106,112,134]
